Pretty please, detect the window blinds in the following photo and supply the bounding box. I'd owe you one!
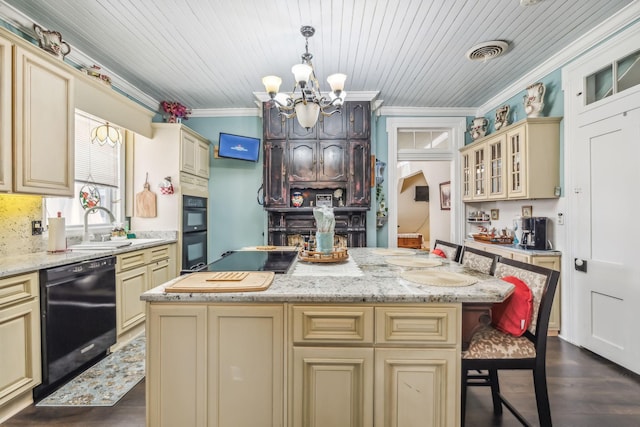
[74,113,121,188]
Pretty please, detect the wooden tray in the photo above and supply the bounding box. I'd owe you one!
[165,271,275,293]
[298,248,349,263]
[472,234,513,244]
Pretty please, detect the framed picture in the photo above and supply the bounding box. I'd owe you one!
[522,205,533,217]
[439,181,451,210]
[491,209,499,220]
[316,194,333,207]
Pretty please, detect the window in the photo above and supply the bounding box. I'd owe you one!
[585,48,640,105]
[397,128,450,151]
[44,111,124,230]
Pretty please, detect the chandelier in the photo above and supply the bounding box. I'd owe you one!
[262,26,347,129]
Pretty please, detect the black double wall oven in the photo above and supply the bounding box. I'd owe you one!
[182,195,208,270]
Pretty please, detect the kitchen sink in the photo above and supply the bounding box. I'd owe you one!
[68,241,133,250]
[68,238,166,251]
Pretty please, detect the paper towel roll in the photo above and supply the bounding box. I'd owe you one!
[48,216,66,252]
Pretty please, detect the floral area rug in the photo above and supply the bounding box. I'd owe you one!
[36,334,145,407]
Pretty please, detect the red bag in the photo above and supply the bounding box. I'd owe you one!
[491,276,533,337]
[432,248,446,258]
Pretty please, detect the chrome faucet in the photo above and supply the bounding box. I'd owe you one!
[83,206,116,242]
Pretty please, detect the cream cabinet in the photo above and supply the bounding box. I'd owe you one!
[0,29,74,196]
[290,304,460,427]
[0,273,41,419]
[460,117,561,201]
[463,240,561,333]
[115,244,176,337]
[146,303,284,427]
[0,36,11,192]
[460,142,487,201]
[145,302,461,427]
[181,131,210,179]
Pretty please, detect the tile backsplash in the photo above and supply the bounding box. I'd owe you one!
[0,194,46,257]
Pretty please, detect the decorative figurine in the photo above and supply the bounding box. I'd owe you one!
[33,24,70,60]
[524,82,545,117]
[469,117,488,140]
[495,105,510,130]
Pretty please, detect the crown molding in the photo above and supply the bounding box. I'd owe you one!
[253,91,380,104]
[475,1,640,116]
[190,108,261,118]
[379,106,475,117]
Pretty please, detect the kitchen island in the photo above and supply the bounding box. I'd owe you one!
[141,248,513,427]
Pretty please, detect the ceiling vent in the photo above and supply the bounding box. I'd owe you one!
[465,41,509,62]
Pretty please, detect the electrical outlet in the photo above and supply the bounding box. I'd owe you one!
[557,213,564,225]
[32,220,43,235]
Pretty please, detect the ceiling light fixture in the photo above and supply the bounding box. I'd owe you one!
[91,122,121,147]
[262,25,346,129]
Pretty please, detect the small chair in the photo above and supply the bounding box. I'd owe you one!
[459,246,500,275]
[461,257,560,427]
[432,239,462,262]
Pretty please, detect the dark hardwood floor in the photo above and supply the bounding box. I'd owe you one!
[4,337,640,426]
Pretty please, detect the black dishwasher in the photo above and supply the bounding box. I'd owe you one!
[34,256,117,400]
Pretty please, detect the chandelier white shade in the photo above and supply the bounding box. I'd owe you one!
[262,26,346,129]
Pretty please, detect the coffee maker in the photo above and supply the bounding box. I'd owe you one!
[520,217,550,250]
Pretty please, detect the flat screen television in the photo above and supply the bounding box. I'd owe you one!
[218,132,261,162]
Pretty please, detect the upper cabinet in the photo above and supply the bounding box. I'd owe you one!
[262,101,371,207]
[146,123,211,198]
[180,130,210,179]
[0,36,11,192]
[288,140,347,183]
[460,117,561,202]
[1,29,74,196]
[346,102,370,139]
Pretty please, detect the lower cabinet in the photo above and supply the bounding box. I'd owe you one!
[116,244,176,338]
[292,347,374,427]
[146,304,284,427]
[463,241,561,333]
[0,273,41,421]
[374,348,458,427]
[145,302,460,427]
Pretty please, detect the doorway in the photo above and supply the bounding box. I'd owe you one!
[385,117,466,249]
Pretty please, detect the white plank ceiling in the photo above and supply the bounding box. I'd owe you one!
[0,0,636,111]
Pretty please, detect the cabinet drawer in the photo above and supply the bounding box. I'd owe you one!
[292,305,374,344]
[117,249,146,273]
[375,305,458,346]
[0,272,38,308]
[148,245,170,263]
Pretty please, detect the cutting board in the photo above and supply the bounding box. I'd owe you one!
[136,181,157,218]
[165,271,275,293]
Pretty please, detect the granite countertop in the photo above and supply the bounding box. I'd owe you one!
[142,248,514,304]
[0,233,177,278]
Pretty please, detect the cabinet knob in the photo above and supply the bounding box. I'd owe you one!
[350,112,354,123]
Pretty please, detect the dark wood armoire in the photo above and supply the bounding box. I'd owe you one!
[262,101,372,247]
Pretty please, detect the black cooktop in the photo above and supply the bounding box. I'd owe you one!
[183,250,298,275]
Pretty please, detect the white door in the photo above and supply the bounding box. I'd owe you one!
[574,107,640,374]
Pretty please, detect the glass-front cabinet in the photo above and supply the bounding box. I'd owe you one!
[461,150,472,201]
[459,117,561,201]
[507,125,526,199]
[473,145,486,199]
[487,134,507,199]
